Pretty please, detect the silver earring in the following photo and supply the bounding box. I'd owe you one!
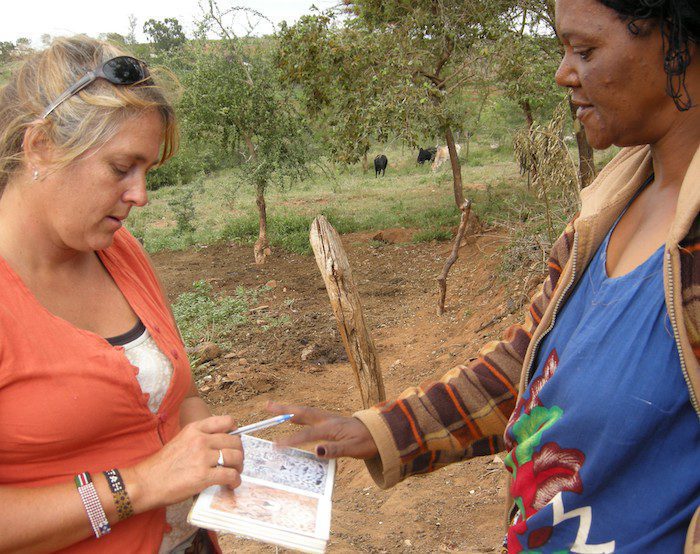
[32,169,39,181]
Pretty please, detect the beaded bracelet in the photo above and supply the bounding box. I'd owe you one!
[103,468,134,520]
[74,472,111,538]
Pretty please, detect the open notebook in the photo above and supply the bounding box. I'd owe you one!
[188,434,336,553]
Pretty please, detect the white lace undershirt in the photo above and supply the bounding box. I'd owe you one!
[120,326,198,553]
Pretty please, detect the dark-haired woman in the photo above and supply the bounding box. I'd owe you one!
[268,0,700,551]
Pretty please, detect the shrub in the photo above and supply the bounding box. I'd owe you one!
[172,280,263,347]
[148,139,231,190]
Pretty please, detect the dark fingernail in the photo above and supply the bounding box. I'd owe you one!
[316,446,326,457]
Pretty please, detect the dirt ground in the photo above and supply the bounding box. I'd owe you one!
[152,227,536,554]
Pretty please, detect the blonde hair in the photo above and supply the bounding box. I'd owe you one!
[0,35,178,192]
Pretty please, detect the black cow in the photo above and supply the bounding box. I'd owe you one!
[417,147,437,165]
[374,154,388,177]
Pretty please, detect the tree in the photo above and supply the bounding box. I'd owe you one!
[280,1,507,208]
[0,41,16,64]
[182,2,314,264]
[494,31,563,129]
[349,0,515,206]
[126,14,138,45]
[14,38,33,57]
[277,13,422,171]
[143,18,186,53]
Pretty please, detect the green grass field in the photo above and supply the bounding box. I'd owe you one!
[129,138,619,258]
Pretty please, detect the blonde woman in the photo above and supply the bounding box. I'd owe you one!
[0,36,243,553]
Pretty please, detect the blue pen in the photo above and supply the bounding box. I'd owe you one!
[229,414,294,436]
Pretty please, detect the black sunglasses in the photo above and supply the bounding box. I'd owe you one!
[42,56,150,119]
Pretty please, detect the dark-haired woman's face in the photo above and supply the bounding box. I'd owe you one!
[555,0,681,149]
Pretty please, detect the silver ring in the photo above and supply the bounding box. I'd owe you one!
[217,450,225,466]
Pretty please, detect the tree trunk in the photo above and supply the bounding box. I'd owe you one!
[445,127,465,208]
[309,216,386,408]
[437,200,472,315]
[243,133,270,264]
[568,98,596,188]
[362,150,369,173]
[254,181,271,264]
[520,99,534,129]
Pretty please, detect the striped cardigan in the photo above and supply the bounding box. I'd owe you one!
[354,144,700,552]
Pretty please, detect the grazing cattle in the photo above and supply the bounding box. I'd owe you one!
[431,144,462,171]
[416,147,437,165]
[374,154,388,177]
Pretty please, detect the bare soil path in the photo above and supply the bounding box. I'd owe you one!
[152,228,533,553]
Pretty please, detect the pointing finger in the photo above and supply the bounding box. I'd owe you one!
[266,402,334,426]
[275,421,337,448]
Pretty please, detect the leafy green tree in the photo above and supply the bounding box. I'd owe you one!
[347,0,514,206]
[280,1,507,208]
[278,13,422,171]
[182,2,314,264]
[0,42,16,64]
[14,38,33,57]
[143,18,186,54]
[494,31,563,129]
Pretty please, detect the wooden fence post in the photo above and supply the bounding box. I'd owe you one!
[309,216,386,408]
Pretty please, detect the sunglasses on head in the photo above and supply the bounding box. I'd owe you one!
[41,56,150,119]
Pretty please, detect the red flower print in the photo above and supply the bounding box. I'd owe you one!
[531,442,584,510]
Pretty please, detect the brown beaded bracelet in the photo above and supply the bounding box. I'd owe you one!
[103,468,134,520]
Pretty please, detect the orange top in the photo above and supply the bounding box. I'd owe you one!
[0,228,192,553]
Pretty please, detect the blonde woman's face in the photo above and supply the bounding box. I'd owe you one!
[42,110,163,252]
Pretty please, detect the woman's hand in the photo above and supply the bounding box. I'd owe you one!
[126,415,244,511]
[266,401,379,460]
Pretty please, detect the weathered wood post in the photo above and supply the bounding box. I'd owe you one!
[309,216,386,408]
[437,200,472,315]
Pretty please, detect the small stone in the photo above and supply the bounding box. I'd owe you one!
[237,358,248,366]
[191,342,221,363]
[404,540,412,547]
[265,280,278,289]
[301,344,316,361]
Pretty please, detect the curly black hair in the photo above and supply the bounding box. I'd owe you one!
[599,0,699,110]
